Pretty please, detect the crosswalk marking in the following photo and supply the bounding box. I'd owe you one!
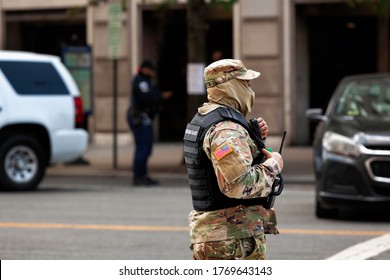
[327,234,390,260]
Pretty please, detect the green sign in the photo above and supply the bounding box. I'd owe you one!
[108,2,122,59]
[62,46,93,114]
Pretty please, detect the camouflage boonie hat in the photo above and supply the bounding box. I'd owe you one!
[204,59,260,88]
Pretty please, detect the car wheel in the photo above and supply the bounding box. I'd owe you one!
[315,199,339,219]
[0,135,46,191]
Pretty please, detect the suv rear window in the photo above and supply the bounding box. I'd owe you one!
[0,61,69,95]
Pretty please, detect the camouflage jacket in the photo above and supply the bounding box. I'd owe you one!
[189,113,281,243]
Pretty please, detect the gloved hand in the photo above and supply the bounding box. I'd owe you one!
[256,117,269,140]
[261,148,284,171]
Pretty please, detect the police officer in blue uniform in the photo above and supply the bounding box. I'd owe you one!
[127,60,172,186]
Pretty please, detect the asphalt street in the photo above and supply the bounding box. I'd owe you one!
[3,139,390,260]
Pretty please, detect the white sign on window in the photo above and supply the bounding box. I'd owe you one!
[187,63,206,95]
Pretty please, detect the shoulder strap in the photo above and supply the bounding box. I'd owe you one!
[216,107,266,151]
[184,106,266,152]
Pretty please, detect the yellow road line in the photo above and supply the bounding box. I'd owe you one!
[0,222,389,236]
[280,228,390,236]
[0,222,188,232]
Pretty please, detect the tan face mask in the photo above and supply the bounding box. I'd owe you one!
[206,79,255,118]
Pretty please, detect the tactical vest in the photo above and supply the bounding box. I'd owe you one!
[183,107,268,211]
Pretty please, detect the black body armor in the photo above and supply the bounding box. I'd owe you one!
[183,107,268,211]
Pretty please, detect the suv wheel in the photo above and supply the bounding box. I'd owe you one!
[315,199,339,219]
[0,135,46,191]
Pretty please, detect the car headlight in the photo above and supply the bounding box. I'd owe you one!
[323,131,360,157]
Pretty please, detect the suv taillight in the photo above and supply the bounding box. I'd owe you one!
[74,97,84,128]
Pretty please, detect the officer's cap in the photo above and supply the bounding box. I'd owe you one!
[140,59,155,70]
[204,59,260,88]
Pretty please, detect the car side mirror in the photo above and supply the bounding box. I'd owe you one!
[306,108,327,122]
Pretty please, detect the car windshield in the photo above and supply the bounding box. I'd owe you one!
[334,78,390,118]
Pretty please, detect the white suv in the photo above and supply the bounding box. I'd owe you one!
[0,51,88,191]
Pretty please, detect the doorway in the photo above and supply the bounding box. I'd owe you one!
[308,16,377,112]
[142,7,233,142]
[296,5,379,143]
[5,10,87,57]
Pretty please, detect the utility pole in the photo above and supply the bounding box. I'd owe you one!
[108,1,122,169]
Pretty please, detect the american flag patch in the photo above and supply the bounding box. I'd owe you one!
[213,144,233,160]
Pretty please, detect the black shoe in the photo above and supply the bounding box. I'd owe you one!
[133,178,145,186]
[146,177,159,185]
[65,157,90,165]
[133,176,159,186]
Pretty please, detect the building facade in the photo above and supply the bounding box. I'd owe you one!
[0,0,389,146]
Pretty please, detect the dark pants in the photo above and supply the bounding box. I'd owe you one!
[127,116,153,179]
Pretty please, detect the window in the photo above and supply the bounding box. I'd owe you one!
[335,79,390,117]
[0,61,69,95]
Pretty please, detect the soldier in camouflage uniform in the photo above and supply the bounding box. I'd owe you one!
[183,59,284,260]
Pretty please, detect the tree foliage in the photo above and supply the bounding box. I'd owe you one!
[348,0,390,16]
[89,0,127,11]
[89,0,237,10]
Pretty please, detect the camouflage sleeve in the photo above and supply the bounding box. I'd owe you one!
[203,120,281,199]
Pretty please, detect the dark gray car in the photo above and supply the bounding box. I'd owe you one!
[307,73,390,218]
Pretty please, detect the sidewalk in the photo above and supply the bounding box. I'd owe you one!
[47,141,315,184]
